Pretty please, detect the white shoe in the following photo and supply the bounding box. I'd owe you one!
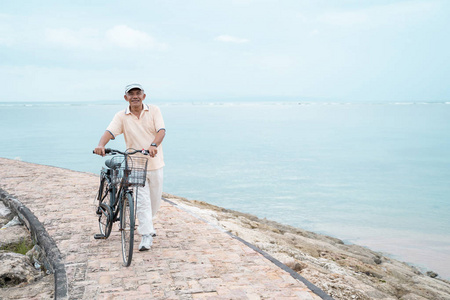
[139,234,153,251]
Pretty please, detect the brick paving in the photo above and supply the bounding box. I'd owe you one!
[0,158,323,299]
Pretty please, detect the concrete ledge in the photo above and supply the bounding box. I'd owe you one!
[0,188,68,300]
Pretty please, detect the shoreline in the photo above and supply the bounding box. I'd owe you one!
[162,193,450,299]
[165,192,450,282]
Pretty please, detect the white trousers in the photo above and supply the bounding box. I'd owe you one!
[135,167,163,236]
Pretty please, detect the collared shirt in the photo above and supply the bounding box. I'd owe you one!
[107,104,165,170]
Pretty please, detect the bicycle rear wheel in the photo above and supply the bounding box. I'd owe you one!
[97,177,113,238]
[98,203,113,238]
[120,192,135,267]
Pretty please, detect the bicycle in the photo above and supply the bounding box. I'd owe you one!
[93,148,149,266]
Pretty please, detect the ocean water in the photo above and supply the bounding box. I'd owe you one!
[1,101,449,279]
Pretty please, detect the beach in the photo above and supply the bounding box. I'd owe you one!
[1,157,450,299]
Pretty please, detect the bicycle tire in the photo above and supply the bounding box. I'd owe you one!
[97,177,110,205]
[97,177,113,238]
[98,203,113,238]
[120,192,135,267]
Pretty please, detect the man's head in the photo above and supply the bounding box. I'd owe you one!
[124,83,146,109]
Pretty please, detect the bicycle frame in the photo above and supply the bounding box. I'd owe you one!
[99,162,138,223]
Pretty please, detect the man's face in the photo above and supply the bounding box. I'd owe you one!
[124,88,146,109]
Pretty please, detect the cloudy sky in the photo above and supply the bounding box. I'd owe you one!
[1,0,449,102]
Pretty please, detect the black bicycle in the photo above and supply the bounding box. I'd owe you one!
[93,148,148,266]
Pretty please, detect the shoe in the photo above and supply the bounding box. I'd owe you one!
[139,234,153,251]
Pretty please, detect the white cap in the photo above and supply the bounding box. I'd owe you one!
[125,83,144,94]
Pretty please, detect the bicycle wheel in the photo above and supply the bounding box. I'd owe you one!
[98,203,113,238]
[120,192,135,266]
[97,178,113,238]
[97,177,110,205]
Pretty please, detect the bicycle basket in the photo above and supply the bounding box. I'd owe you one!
[109,155,148,187]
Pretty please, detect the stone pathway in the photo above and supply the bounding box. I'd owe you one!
[0,158,324,299]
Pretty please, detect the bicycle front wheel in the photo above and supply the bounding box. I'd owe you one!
[120,192,135,267]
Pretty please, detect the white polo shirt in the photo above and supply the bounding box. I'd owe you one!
[106,104,165,170]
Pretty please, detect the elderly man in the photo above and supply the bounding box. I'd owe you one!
[94,83,166,251]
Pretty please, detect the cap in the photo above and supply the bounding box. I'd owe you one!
[125,83,144,94]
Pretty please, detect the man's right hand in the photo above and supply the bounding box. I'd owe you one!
[94,146,106,157]
[94,131,113,157]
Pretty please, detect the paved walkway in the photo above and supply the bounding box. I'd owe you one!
[0,158,323,300]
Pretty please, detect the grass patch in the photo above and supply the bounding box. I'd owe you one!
[0,238,34,255]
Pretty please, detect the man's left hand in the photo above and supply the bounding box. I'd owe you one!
[148,146,157,157]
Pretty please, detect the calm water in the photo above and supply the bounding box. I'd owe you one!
[1,101,449,278]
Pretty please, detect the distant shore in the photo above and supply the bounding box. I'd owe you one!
[163,193,450,299]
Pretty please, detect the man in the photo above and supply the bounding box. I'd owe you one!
[94,83,166,251]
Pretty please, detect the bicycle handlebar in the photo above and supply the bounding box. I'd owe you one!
[92,148,149,156]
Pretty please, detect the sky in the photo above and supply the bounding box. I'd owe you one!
[0,0,449,102]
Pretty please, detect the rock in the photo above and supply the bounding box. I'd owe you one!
[0,273,54,299]
[271,227,281,234]
[0,225,30,249]
[322,262,348,275]
[0,216,9,228]
[26,245,44,264]
[426,271,438,278]
[0,201,12,218]
[0,251,41,287]
[249,221,259,229]
[26,245,48,271]
[0,201,12,227]
[283,258,306,272]
[374,256,382,265]
[1,216,22,229]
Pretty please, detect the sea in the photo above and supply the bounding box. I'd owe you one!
[1,100,449,279]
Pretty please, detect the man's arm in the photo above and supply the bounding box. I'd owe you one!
[148,129,166,157]
[94,131,114,156]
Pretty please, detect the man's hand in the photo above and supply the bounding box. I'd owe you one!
[94,146,106,157]
[148,146,158,157]
[94,131,113,157]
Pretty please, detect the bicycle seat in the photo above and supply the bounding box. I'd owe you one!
[105,159,121,170]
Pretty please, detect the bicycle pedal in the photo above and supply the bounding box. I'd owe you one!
[94,234,107,239]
